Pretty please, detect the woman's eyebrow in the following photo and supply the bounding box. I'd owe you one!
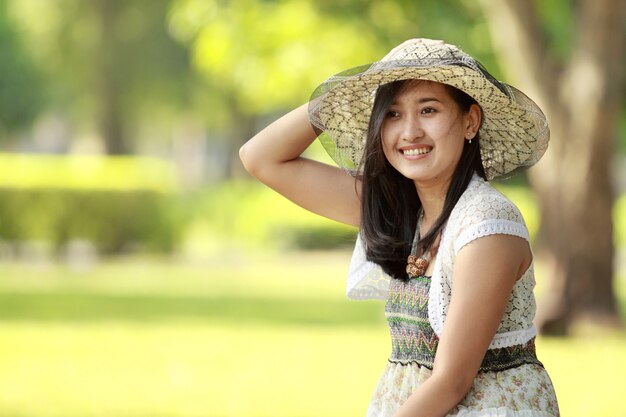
[417,97,441,103]
[390,97,442,105]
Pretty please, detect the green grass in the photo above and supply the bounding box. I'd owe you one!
[0,253,624,417]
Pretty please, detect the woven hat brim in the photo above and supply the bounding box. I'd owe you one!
[309,63,549,180]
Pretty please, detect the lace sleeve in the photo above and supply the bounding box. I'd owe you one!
[429,176,538,349]
[345,233,390,300]
[452,187,529,255]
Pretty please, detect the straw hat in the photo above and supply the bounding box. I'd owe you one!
[308,38,549,180]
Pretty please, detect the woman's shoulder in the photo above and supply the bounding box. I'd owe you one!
[453,174,525,225]
[446,175,529,254]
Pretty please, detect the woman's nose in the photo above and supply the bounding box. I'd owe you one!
[400,115,423,142]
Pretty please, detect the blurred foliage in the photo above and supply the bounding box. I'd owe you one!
[275,224,357,250]
[6,0,193,152]
[188,180,357,250]
[0,154,183,253]
[615,194,626,248]
[620,110,626,152]
[533,0,574,60]
[0,0,623,248]
[169,0,383,126]
[519,0,625,156]
[190,176,626,253]
[0,153,177,190]
[0,1,45,137]
[0,188,181,253]
[2,165,619,254]
[0,0,623,157]
[168,0,495,128]
[166,0,505,177]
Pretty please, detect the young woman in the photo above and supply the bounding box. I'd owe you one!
[240,39,559,417]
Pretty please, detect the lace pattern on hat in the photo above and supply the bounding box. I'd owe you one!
[309,38,550,181]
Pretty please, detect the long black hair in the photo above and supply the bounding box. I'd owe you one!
[359,80,486,281]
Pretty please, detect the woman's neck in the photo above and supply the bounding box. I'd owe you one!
[415,178,450,230]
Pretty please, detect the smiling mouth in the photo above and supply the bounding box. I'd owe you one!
[402,147,432,156]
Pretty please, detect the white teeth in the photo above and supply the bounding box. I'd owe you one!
[403,147,431,156]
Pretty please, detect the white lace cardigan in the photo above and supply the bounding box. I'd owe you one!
[346,174,537,349]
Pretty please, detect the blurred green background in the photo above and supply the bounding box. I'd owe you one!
[0,1,625,416]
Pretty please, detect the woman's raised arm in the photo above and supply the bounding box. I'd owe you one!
[239,103,361,227]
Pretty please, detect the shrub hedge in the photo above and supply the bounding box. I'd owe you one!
[2,153,623,254]
[0,154,182,254]
[190,180,358,250]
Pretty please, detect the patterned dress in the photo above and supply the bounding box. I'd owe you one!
[346,176,560,416]
[365,275,560,417]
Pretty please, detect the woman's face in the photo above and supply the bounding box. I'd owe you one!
[380,80,480,189]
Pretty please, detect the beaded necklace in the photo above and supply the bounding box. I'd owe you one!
[406,209,434,277]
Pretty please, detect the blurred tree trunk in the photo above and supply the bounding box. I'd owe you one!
[95,0,128,154]
[480,0,626,334]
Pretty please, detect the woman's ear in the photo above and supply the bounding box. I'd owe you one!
[466,103,482,139]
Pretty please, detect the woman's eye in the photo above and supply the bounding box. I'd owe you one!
[421,107,436,114]
[386,110,400,118]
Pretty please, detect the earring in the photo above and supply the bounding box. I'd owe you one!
[469,138,472,144]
